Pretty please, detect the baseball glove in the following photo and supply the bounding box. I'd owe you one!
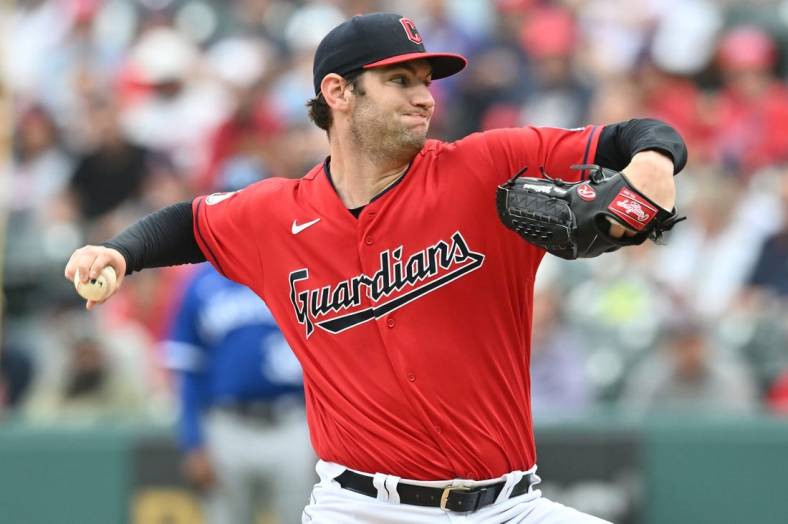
[496,164,685,260]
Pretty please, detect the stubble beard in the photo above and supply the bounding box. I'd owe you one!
[349,98,427,165]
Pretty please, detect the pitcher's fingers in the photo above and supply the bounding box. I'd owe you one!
[64,250,83,280]
[65,249,98,284]
[607,218,637,239]
[91,255,125,287]
[78,252,100,283]
[608,222,625,238]
[89,255,114,280]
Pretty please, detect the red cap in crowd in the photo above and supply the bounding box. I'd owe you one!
[718,25,777,71]
[520,8,576,58]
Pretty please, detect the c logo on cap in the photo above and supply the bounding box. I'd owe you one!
[400,18,423,44]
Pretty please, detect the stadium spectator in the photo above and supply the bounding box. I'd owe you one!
[620,316,759,414]
[119,26,228,177]
[711,25,788,176]
[3,104,71,223]
[652,172,771,319]
[60,95,158,223]
[196,37,286,193]
[22,309,159,424]
[517,6,593,129]
[748,164,788,298]
[451,1,534,136]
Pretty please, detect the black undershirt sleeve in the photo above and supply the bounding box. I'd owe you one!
[102,201,206,276]
[594,118,688,174]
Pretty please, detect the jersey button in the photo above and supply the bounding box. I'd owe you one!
[365,236,374,245]
[386,317,396,328]
[434,425,442,434]
[407,372,416,382]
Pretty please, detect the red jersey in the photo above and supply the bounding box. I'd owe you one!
[193,125,601,480]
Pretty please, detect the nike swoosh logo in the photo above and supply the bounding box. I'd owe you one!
[291,218,321,235]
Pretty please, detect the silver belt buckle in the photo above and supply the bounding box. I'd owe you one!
[439,485,470,511]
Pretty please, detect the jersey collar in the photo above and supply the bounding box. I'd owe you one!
[321,156,414,216]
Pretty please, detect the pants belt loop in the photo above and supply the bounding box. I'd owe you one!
[495,471,524,504]
[385,475,401,504]
[318,460,346,489]
[372,473,389,502]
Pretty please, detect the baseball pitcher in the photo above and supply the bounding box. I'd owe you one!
[66,13,687,524]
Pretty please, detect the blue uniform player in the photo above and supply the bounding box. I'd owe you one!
[165,263,314,524]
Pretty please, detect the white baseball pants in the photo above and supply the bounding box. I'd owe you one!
[302,460,613,523]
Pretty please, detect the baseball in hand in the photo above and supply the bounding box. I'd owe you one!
[74,266,117,302]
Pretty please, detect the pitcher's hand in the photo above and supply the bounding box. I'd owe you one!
[64,245,127,309]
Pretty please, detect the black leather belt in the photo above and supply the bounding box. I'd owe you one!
[335,470,535,513]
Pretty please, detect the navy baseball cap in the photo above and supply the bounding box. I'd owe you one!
[312,12,468,95]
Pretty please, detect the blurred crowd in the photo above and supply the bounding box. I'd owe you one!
[1,0,788,424]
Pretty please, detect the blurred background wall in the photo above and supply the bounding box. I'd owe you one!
[1,1,787,523]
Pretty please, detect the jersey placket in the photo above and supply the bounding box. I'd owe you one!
[355,196,464,475]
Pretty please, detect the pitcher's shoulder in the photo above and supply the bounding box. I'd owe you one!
[417,134,497,163]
